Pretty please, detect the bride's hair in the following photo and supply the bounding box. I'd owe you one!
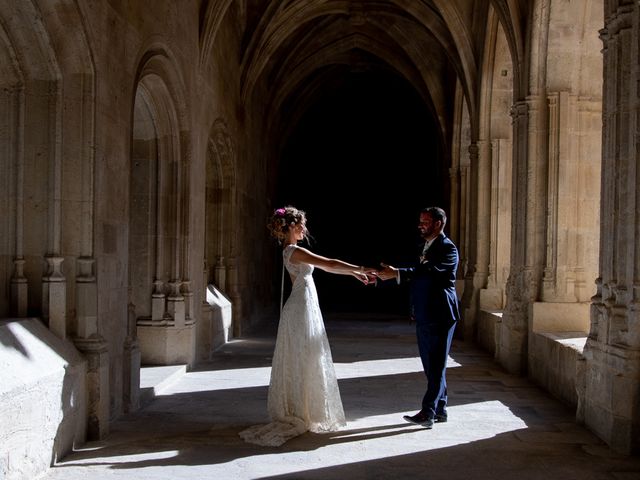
[267,205,307,244]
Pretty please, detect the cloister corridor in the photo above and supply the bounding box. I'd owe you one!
[3,2,640,478]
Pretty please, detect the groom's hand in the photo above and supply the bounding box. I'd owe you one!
[377,263,398,281]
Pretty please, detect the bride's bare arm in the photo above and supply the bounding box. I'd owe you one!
[289,246,375,282]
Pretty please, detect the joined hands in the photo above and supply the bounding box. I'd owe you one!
[353,264,398,285]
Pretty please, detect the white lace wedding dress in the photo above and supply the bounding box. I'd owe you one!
[239,244,346,446]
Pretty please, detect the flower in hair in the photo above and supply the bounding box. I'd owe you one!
[275,208,286,216]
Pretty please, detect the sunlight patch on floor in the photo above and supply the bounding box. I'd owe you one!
[157,355,462,396]
[218,401,528,478]
[60,449,180,467]
[335,356,461,379]
[156,367,272,394]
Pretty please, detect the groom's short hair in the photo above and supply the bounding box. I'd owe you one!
[422,206,447,226]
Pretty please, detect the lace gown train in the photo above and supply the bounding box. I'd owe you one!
[239,245,345,446]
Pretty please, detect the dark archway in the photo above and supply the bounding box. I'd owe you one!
[276,69,443,315]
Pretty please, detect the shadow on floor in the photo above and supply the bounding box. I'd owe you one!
[48,316,640,479]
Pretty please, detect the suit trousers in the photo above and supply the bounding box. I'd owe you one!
[416,320,456,417]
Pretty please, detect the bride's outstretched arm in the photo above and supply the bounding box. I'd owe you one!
[289,246,377,283]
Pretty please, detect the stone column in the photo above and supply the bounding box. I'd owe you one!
[583,2,640,454]
[461,142,490,341]
[449,166,460,246]
[42,256,66,338]
[459,163,470,275]
[227,256,242,337]
[123,302,140,413]
[474,139,493,309]
[499,100,531,373]
[74,336,109,439]
[74,256,110,439]
[43,85,67,338]
[10,88,28,317]
[460,144,477,338]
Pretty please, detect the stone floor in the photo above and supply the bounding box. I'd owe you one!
[42,314,640,480]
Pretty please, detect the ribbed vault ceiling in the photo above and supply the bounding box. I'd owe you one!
[236,0,477,149]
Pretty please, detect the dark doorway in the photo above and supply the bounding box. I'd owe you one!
[276,69,442,315]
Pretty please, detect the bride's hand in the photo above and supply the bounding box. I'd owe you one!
[353,269,378,285]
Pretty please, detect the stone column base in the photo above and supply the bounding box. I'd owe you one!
[138,324,196,367]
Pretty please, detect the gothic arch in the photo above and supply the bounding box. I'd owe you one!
[490,0,527,98]
[130,46,195,366]
[0,0,95,342]
[237,0,477,156]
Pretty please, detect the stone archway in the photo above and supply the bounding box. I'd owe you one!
[130,49,195,367]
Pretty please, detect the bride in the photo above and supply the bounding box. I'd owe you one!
[239,205,375,447]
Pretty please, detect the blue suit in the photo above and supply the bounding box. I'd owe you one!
[398,233,460,418]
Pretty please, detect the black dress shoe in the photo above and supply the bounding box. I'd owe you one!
[434,413,448,423]
[403,411,434,428]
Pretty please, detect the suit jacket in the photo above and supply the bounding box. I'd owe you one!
[398,233,460,329]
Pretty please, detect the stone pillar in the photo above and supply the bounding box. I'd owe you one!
[474,139,493,309]
[459,163,470,274]
[227,256,241,337]
[42,256,66,338]
[583,2,640,454]
[74,336,109,440]
[448,166,460,245]
[123,302,140,413]
[10,89,27,317]
[482,138,512,310]
[499,100,531,373]
[74,256,110,438]
[461,142,489,341]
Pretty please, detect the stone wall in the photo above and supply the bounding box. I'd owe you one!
[0,319,86,480]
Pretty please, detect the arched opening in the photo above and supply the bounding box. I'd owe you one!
[129,63,194,366]
[276,68,442,315]
[0,3,64,325]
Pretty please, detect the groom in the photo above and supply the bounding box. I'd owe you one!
[377,206,460,428]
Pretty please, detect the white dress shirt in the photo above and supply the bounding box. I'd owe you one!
[397,236,436,283]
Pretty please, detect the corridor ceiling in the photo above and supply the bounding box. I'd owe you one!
[200,0,526,149]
